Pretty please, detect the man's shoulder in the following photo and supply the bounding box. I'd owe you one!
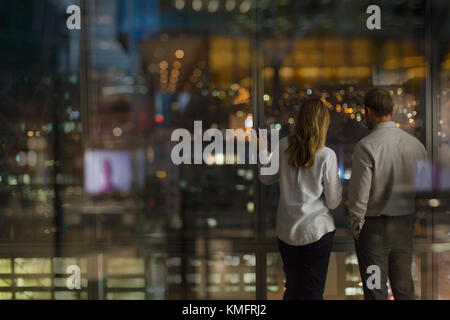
[393,127,427,152]
[353,130,385,156]
[356,126,427,155]
[354,134,374,151]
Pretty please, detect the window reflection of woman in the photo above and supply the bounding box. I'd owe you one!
[100,159,118,193]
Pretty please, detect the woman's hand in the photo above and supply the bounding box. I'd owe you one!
[251,130,269,153]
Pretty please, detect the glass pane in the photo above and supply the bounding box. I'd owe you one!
[0,0,80,245]
[436,0,450,243]
[436,252,450,299]
[0,257,88,300]
[82,0,255,242]
[170,251,256,299]
[100,251,256,300]
[435,1,450,300]
[261,0,428,240]
[82,0,256,300]
[1,0,257,300]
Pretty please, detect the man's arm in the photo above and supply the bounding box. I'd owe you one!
[347,143,373,239]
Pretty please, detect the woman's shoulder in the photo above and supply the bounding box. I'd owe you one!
[317,146,337,161]
[278,136,289,149]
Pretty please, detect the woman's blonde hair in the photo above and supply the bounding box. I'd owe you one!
[285,98,330,168]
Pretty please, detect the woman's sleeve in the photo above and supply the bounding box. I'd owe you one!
[323,151,343,210]
[258,138,280,185]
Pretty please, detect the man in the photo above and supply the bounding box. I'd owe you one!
[347,88,429,300]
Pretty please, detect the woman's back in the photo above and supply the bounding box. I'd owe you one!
[280,137,341,245]
[260,137,342,246]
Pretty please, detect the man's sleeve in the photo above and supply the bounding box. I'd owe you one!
[347,143,373,239]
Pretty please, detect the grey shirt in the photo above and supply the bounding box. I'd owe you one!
[260,137,342,246]
[347,121,429,239]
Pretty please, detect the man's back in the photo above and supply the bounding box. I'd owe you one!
[349,121,428,219]
[348,89,425,300]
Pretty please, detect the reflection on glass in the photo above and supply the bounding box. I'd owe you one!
[0,0,447,300]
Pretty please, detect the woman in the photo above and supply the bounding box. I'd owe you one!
[260,98,342,300]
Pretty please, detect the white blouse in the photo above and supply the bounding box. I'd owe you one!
[260,137,342,246]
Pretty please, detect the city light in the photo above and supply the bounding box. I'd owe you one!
[225,0,236,11]
[174,0,185,10]
[156,171,167,180]
[429,199,440,208]
[175,49,185,59]
[113,127,123,137]
[155,114,165,124]
[192,0,202,11]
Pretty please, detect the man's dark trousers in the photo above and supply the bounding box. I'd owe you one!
[355,214,416,300]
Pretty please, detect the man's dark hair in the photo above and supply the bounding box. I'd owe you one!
[363,88,394,117]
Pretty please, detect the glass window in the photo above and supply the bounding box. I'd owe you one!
[0,0,448,300]
[260,0,428,240]
[436,0,450,244]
